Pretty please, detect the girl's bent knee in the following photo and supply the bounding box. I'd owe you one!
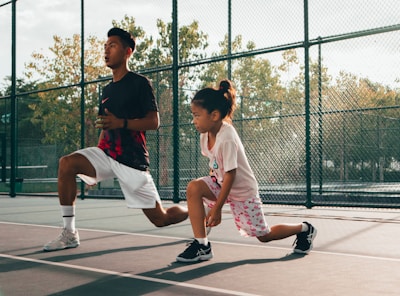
[186,179,198,191]
[186,179,203,198]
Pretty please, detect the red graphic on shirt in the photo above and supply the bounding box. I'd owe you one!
[98,128,148,169]
[98,130,123,159]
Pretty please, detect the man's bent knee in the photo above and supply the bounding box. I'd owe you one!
[59,154,79,171]
[146,215,168,227]
[143,204,188,227]
[143,207,169,227]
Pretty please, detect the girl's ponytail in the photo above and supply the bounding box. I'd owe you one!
[218,79,236,121]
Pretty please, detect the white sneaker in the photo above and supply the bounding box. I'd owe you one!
[43,228,80,252]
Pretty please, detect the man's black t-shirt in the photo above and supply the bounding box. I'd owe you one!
[98,72,158,170]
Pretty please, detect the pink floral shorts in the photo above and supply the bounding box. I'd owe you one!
[200,176,270,237]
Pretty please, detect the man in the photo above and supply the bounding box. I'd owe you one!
[44,27,188,251]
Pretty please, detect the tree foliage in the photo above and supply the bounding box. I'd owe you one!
[0,77,43,142]
[25,33,109,153]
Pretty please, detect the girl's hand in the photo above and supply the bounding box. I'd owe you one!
[206,207,222,227]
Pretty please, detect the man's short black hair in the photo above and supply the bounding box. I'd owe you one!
[107,27,136,51]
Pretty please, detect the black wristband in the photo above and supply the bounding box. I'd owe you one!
[123,118,128,129]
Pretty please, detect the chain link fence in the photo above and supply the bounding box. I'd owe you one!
[1,0,399,208]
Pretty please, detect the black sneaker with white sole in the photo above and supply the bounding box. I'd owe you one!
[293,222,317,254]
[176,239,213,262]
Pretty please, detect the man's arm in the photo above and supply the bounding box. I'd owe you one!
[124,110,159,131]
[97,109,159,131]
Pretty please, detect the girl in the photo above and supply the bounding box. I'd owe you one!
[176,79,317,262]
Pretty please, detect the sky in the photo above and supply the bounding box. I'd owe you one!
[0,0,399,88]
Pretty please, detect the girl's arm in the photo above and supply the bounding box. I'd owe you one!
[207,169,236,227]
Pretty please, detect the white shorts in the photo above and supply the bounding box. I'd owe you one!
[200,176,270,237]
[75,147,161,209]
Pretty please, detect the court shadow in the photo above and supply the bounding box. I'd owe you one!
[47,239,187,263]
[46,274,216,296]
[141,252,306,281]
[3,238,186,273]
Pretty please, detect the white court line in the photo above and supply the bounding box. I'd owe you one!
[1,221,400,263]
[0,253,260,296]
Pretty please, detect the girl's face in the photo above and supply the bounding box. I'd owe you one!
[191,103,215,133]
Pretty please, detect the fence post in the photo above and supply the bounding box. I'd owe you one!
[9,0,17,197]
[172,0,180,203]
[79,0,85,200]
[304,0,313,209]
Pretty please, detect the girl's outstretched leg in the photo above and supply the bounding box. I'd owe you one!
[257,222,317,254]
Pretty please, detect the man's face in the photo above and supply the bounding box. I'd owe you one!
[104,35,129,69]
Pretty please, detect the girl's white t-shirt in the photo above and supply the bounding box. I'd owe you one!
[200,121,259,201]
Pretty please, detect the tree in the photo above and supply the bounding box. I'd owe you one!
[0,77,43,141]
[26,34,110,154]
